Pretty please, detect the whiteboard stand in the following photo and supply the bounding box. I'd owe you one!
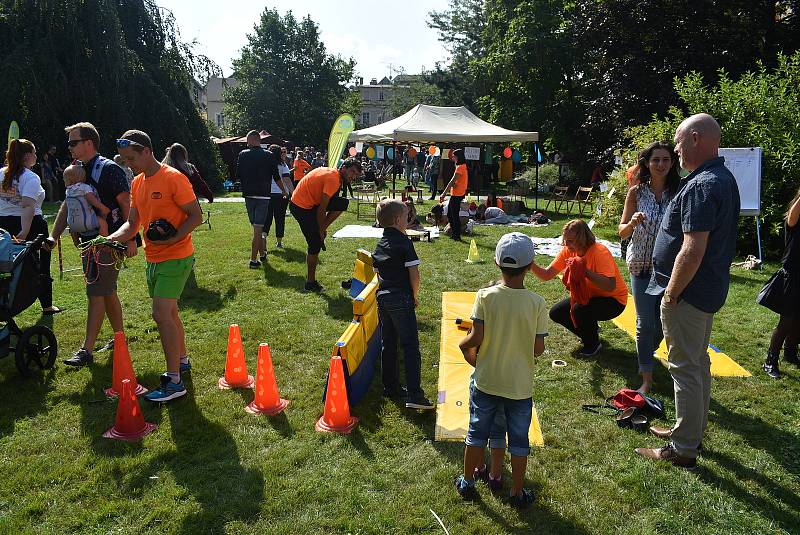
[720,147,763,270]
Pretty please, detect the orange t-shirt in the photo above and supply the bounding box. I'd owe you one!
[293,158,311,181]
[550,242,628,305]
[291,167,341,210]
[451,164,468,196]
[131,164,196,263]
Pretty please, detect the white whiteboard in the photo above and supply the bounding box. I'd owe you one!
[464,146,481,160]
[719,147,761,216]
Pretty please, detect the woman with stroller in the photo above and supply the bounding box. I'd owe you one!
[0,139,61,314]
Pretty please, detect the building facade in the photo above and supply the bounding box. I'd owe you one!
[205,76,238,129]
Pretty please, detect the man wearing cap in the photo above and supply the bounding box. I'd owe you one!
[289,158,362,292]
[109,129,203,402]
[45,121,137,367]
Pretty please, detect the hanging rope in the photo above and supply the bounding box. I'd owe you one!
[78,236,127,285]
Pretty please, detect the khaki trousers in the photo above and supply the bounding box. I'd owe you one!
[660,300,714,459]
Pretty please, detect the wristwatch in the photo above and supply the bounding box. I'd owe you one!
[664,291,675,304]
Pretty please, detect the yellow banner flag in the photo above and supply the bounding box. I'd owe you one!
[8,121,19,148]
[327,114,354,168]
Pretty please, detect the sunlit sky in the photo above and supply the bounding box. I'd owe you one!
[157,0,452,80]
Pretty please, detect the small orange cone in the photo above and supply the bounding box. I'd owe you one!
[246,343,290,416]
[315,355,358,434]
[104,331,147,397]
[218,324,254,389]
[103,379,157,441]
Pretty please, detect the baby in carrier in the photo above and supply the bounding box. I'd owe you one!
[63,163,109,245]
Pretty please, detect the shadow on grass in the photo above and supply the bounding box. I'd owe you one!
[269,246,306,263]
[431,440,590,534]
[697,450,800,532]
[0,363,56,438]
[179,276,237,312]
[123,383,265,533]
[262,262,306,290]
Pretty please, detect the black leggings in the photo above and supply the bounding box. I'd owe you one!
[0,214,53,309]
[264,193,288,239]
[769,315,800,355]
[447,195,464,240]
[550,296,625,347]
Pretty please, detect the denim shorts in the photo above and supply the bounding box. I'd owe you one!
[465,378,532,457]
[245,197,269,226]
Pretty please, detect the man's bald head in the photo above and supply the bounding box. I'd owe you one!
[674,113,721,172]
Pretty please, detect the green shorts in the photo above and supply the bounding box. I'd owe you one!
[146,255,195,299]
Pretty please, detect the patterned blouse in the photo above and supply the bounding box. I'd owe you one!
[626,184,673,276]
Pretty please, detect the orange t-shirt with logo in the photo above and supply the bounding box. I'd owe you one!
[291,167,341,210]
[550,242,628,305]
[293,158,311,182]
[452,163,468,196]
[131,164,196,263]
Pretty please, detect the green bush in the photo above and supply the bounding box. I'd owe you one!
[599,51,800,258]
[518,163,561,192]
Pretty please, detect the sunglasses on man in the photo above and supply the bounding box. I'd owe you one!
[67,139,87,147]
[116,138,146,149]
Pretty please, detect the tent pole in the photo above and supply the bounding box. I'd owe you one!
[392,140,396,196]
[534,142,540,211]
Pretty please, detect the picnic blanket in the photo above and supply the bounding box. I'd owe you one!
[333,225,440,239]
[531,237,621,258]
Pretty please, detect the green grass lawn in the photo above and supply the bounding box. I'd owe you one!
[1,200,798,534]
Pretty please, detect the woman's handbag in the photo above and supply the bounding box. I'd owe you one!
[756,268,786,314]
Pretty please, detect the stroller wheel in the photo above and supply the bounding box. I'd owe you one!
[15,325,58,377]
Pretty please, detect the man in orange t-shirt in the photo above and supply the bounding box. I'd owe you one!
[439,148,469,240]
[292,151,312,185]
[289,158,362,292]
[110,129,202,402]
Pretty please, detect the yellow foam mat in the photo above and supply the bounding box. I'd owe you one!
[611,296,750,377]
[435,292,544,445]
[335,320,366,375]
[353,277,378,316]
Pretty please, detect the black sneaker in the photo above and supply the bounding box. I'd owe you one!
[383,385,408,399]
[509,488,535,509]
[577,342,603,357]
[303,281,324,293]
[405,394,435,410]
[249,260,261,269]
[259,254,267,263]
[454,475,478,500]
[63,348,93,367]
[764,350,781,379]
[97,338,114,352]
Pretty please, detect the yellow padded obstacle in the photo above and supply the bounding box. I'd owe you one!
[611,295,750,377]
[335,320,367,376]
[436,292,544,446]
[353,276,378,316]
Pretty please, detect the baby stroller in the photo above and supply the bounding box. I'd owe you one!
[0,231,58,376]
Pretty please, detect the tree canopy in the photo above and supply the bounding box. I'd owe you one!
[429,0,800,175]
[223,9,355,146]
[0,0,222,185]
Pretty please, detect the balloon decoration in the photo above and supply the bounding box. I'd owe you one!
[428,145,437,155]
[365,146,376,159]
[387,148,394,159]
[348,146,357,157]
[503,146,513,158]
[408,147,417,158]
[511,149,522,163]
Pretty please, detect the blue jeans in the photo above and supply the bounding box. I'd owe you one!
[378,290,423,396]
[465,379,532,457]
[631,272,663,373]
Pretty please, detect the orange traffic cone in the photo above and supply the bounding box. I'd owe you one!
[103,379,157,441]
[315,355,358,434]
[104,331,147,397]
[218,324,254,389]
[245,343,290,416]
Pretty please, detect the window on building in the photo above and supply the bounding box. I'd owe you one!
[379,91,384,101]
[362,112,370,125]
[216,113,223,127]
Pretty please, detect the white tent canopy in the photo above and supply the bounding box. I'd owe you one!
[348,105,538,143]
